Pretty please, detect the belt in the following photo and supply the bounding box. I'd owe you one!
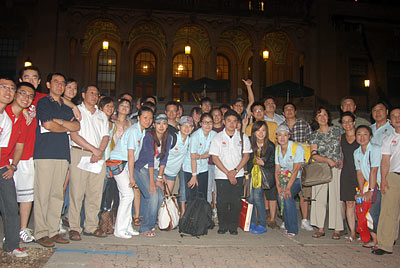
[71,146,91,152]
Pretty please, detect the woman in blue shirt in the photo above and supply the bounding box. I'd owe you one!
[134,114,172,237]
[275,124,304,236]
[182,113,216,202]
[354,125,382,248]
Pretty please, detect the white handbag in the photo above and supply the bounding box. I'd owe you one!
[158,183,180,231]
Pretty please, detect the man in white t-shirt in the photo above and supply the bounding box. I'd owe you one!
[69,85,109,241]
[373,107,400,255]
[210,109,251,235]
[0,77,28,257]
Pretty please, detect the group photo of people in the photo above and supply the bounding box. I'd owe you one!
[0,65,399,258]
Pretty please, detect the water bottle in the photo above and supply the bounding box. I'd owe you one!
[356,187,363,204]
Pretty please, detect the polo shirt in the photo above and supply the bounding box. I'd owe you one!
[182,128,216,174]
[0,111,12,165]
[33,95,75,162]
[0,105,28,166]
[209,129,252,180]
[370,120,394,147]
[381,131,400,173]
[21,92,47,160]
[264,113,285,125]
[164,131,190,177]
[70,103,109,148]
[109,122,145,161]
[245,120,277,143]
[354,143,381,184]
[275,141,305,179]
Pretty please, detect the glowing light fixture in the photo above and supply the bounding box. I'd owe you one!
[102,40,109,50]
[24,58,32,67]
[177,64,184,71]
[262,49,269,61]
[185,43,191,55]
[364,79,370,88]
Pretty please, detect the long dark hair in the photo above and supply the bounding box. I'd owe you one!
[149,125,169,161]
[250,121,269,156]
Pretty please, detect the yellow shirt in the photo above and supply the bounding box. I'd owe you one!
[245,120,277,144]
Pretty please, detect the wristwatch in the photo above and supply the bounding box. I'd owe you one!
[234,168,239,173]
[368,187,375,192]
[11,164,17,171]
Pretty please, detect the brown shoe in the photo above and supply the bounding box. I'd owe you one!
[37,236,55,248]
[83,228,107,238]
[69,230,82,241]
[50,234,70,244]
[268,221,280,230]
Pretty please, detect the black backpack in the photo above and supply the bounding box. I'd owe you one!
[178,196,214,237]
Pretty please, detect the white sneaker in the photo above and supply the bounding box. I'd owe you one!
[280,221,285,229]
[7,248,28,258]
[212,208,217,219]
[19,228,35,243]
[127,229,139,236]
[58,219,67,234]
[301,219,314,231]
[114,232,132,239]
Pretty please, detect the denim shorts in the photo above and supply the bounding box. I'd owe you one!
[164,174,177,181]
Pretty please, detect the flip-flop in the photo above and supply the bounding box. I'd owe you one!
[142,231,156,237]
[344,236,356,243]
[312,231,325,238]
[362,242,376,248]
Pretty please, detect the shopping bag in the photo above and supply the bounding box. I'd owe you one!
[238,199,253,231]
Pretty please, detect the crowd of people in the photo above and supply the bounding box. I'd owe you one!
[0,66,399,258]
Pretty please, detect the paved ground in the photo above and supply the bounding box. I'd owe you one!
[1,217,397,268]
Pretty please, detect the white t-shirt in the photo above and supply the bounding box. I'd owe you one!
[71,104,109,148]
[209,129,252,180]
[0,111,12,148]
[381,131,400,173]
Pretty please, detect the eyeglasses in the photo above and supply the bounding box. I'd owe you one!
[0,84,16,91]
[254,109,263,113]
[17,91,35,100]
[201,121,213,125]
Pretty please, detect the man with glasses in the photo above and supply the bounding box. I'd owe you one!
[0,77,28,257]
[2,83,35,246]
[33,73,80,247]
[69,85,109,241]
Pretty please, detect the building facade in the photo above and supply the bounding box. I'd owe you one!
[1,0,399,109]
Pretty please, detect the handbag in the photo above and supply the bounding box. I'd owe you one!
[158,182,180,231]
[105,160,127,179]
[301,160,332,187]
[261,166,275,190]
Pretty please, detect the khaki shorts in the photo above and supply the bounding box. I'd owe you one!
[299,185,312,199]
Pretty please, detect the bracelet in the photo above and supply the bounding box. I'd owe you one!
[192,173,197,176]
[61,119,64,126]
[157,175,163,179]
[368,188,375,192]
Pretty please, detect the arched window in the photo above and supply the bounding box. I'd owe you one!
[134,50,157,98]
[216,54,230,103]
[172,53,193,102]
[97,48,117,96]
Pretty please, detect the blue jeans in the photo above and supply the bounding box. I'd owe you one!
[207,165,216,203]
[178,170,186,203]
[369,190,382,233]
[0,167,20,252]
[248,186,267,227]
[283,178,301,235]
[134,167,163,233]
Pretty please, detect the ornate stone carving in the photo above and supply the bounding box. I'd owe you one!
[174,25,210,57]
[263,32,289,64]
[129,22,167,52]
[82,20,120,53]
[219,29,252,60]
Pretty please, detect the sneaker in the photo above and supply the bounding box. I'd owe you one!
[212,208,217,219]
[59,219,67,234]
[249,223,256,232]
[114,232,132,239]
[7,248,28,258]
[280,221,285,230]
[19,228,35,243]
[301,219,314,231]
[127,229,139,236]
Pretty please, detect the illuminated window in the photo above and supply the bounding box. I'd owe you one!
[172,53,193,101]
[216,54,230,80]
[134,50,157,98]
[97,48,117,95]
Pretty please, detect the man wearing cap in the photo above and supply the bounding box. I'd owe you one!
[69,85,109,241]
[210,109,251,235]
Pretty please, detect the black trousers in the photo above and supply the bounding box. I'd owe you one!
[216,177,244,231]
[184,171,208,202]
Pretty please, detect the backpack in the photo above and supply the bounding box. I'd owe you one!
[178,195,214,236]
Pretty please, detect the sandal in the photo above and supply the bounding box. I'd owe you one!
[312,231,325,238]
[362,242,376,248]
[142,231,156,237]
[332,232,341,240]
[344,235,356,243]
[133,217,142,226]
